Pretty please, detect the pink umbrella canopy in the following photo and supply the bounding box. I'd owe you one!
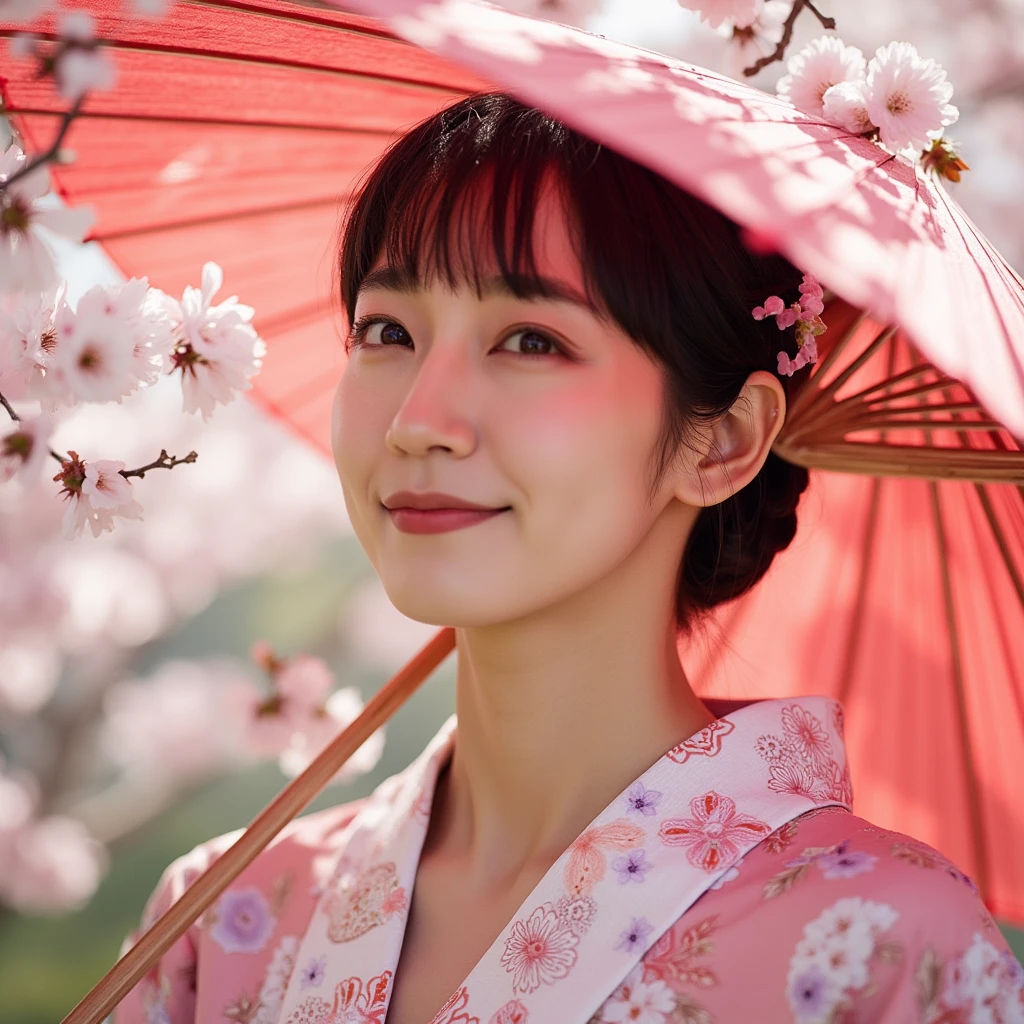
[3,0,1023,922]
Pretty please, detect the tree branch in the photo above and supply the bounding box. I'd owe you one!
[119,449,198,479]
[743,0,837,77]
[1,96,84,191]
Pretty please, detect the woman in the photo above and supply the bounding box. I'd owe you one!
[116,94,1023,1024]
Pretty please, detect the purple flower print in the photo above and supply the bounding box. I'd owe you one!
[788,964,833,1019]
[210,887,276,954]
[613,848,652,884]
[300,954,327,990]
[818,847,877,880]
[624,781,662,817]
[614,916,654,954]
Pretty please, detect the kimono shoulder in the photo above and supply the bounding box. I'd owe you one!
[617,805,1024,1024]
[113,798,367,1024]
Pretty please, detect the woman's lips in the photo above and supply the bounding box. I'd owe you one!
[386,506,510,534]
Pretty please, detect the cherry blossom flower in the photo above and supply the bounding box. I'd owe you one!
[53,291,135,404]
[53,12,117,101]
[3,814,107,914]
[495,0,600,25]
[0,287,65,405]
[101,659,249,784]
[209,887,276,954]
[776,36,867,120]
[275,653,334,711]
[822,80,874,135]
[602,963,675,1023]
[164,262,266,421]
[864,41,959,153]
[500,902,579,994]
[722,0,788,75]
[0,144,94,295]
[277,686,385,785]
[658,791,771,872]
[0,413,53,483]
[58,454,144,539]
[676,0,761,32]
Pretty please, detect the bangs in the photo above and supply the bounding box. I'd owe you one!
[339,95,593,321]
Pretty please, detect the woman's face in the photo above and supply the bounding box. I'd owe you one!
[332,185,692,628]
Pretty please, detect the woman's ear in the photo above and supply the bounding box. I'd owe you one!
[674,370,787,508]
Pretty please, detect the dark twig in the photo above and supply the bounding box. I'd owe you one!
[0,392,19,423]
[743,0,836,77]
[119,449,198,479]
[0,96,84,191]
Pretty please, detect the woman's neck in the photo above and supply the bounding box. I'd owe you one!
[429,518,716,884]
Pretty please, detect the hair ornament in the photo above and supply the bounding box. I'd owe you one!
[752,273,828,377]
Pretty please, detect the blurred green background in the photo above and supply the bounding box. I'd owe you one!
[0,533,1020,1023]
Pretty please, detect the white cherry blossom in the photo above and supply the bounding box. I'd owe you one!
[60,457,144,539]
[0,145,95,295]
[278,687,385,785]
[2,814,107,914]
[776,36,867,119]
[52,12,117,101]
[0,412,53,483]
[822,80,875,135]
[164,262,266,421]
[677,0,762,32]
[865,41,959,152]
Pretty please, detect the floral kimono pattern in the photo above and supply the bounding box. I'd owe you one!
[115,696,1024,1024]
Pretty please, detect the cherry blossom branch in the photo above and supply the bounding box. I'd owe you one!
[119,448,198,479]
[743,0,836,77]
[0,96,83,191]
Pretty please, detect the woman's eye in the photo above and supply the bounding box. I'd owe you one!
[350,319,412,350]
[498,329,560,357]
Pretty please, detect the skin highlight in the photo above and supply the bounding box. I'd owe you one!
[330,183,786,1023]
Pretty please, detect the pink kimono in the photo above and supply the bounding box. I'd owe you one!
[115,696,1024,1023]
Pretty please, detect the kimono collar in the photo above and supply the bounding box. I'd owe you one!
[276,694,852,1024]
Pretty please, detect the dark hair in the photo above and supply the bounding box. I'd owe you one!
[339,93,810,631]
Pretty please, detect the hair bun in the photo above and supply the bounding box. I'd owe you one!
[678,451,810,620]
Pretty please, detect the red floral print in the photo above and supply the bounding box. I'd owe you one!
[781,705,833,769]
[488,1000,528,1024]
[500,902,579,994]
[667,720,735,765]
[658,792,771,872]
[429,986,481,1024]
[564,820,644,896]
[286,971,391,1024]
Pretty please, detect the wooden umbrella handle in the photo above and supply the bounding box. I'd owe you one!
[61,626,457,1024]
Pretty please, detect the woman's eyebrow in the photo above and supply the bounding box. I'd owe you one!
[356,267,598,313]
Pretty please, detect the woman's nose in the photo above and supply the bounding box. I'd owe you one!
[384,343,478,459]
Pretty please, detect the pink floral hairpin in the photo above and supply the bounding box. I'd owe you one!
[752,273,828,377]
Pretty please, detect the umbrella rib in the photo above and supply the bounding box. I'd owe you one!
[92,194,347,242]
[930,481,991,900]
[5,106,401,135]
[836,475,881,707]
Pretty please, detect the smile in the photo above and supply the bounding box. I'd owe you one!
[386,507,511,534]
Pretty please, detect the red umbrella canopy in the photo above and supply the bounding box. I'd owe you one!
[2,0,1023,922]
